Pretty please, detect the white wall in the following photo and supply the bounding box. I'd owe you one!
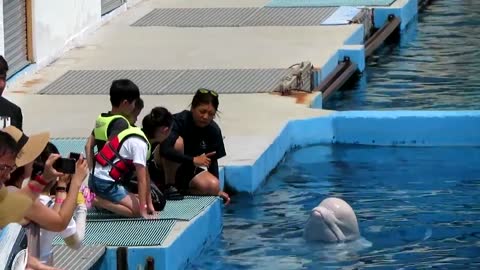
[0,0,4,56]
[31,0,101,67]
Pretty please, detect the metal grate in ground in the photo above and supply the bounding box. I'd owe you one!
[88,196,219,221]
[53,219,177,246]
[131,7,259,27]
[241,7,337,26]
[52,245,105,270]
[131,7,340,27]
[38,69,290,95]
[38,70,183,95]
[165,69,290,94]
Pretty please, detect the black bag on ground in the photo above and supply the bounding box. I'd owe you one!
[123,179,166,212]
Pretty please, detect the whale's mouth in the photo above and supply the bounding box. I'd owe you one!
[315,207,342,242]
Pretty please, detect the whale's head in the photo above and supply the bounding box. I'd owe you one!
[304,197,360,242]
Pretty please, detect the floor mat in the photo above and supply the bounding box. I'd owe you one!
[38,69,289,95]
[87,196,219,221]
[131,7,337,27]
[52,245,105,270]
[53,219,176,246]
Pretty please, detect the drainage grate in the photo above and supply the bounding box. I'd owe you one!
[166,69,290,94]
[131,7,340,27]
[38,70,183,95]
[38,69,290,95]
[132,7,259,27]
[242,7,337,26]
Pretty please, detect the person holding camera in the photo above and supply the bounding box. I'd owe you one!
[1,126,88,270]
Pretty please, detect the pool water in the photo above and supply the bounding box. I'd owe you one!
[323,0,480,110]
[188,144,480,269]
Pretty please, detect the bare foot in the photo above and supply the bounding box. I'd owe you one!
[218,191,230,205]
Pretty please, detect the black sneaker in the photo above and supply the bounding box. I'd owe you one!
[164,186,184,201]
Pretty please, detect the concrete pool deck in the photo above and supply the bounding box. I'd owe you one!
[1,0,426,269]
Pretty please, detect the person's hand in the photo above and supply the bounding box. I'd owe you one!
[147,202,156,215]
[57,174,71,187]
[140,209,156,219]
[71,157,88,185]
[218,191,230,205]
[193,151,216,167]
[42,154,64,182]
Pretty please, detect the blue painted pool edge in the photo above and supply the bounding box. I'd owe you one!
[224,111,480,193]
[94,199,223,270]
[374,0,418,30]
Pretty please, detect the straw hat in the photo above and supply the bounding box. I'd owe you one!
[0,185,33,228]
[2,126,50,167]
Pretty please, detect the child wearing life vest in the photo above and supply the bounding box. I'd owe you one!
[89,107,173,218]
[85,79,141,171]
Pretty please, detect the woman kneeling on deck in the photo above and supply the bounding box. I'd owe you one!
[90,107,173,218]
[154,89,230,204]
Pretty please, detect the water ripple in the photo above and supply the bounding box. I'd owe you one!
[188,144,480,269]
[324,0,480,110]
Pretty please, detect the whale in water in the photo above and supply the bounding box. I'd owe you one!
[304,197,360,242]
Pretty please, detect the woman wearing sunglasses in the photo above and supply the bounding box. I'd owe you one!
[152,89,230,204]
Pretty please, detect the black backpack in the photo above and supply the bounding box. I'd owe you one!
[124,178,166,212]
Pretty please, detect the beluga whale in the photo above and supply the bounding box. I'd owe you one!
[304,197,360,242]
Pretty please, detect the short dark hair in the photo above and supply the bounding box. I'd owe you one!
[0,131,19,157]
[110,79,140,107]
[0,55,8,78]
[142,107,173,139]
[191,88,219,111]
[135,97,144,111]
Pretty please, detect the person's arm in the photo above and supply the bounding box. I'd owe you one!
[159,132,194,164]
[25,158,88,232]
[52,175,70,213]
[146,169,155,213]
[211,123,227,160]
[85,134,95,170]
[128,138,151,218]
[135,164,149,217]
[27,255,61,270]
[18,154,63,201]
[207,124,227,178]
[61,218,82,250]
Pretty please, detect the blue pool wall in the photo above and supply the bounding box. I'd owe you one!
[95,200,223,270]
[224,111,480,193]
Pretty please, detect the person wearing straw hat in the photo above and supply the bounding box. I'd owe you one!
[2,126,89,232]
[0,127,60,228]
[1,126,87,270]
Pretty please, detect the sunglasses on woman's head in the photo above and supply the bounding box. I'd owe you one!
[197,88,218,97]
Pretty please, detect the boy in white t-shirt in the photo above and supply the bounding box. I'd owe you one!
[90,107,173,219]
